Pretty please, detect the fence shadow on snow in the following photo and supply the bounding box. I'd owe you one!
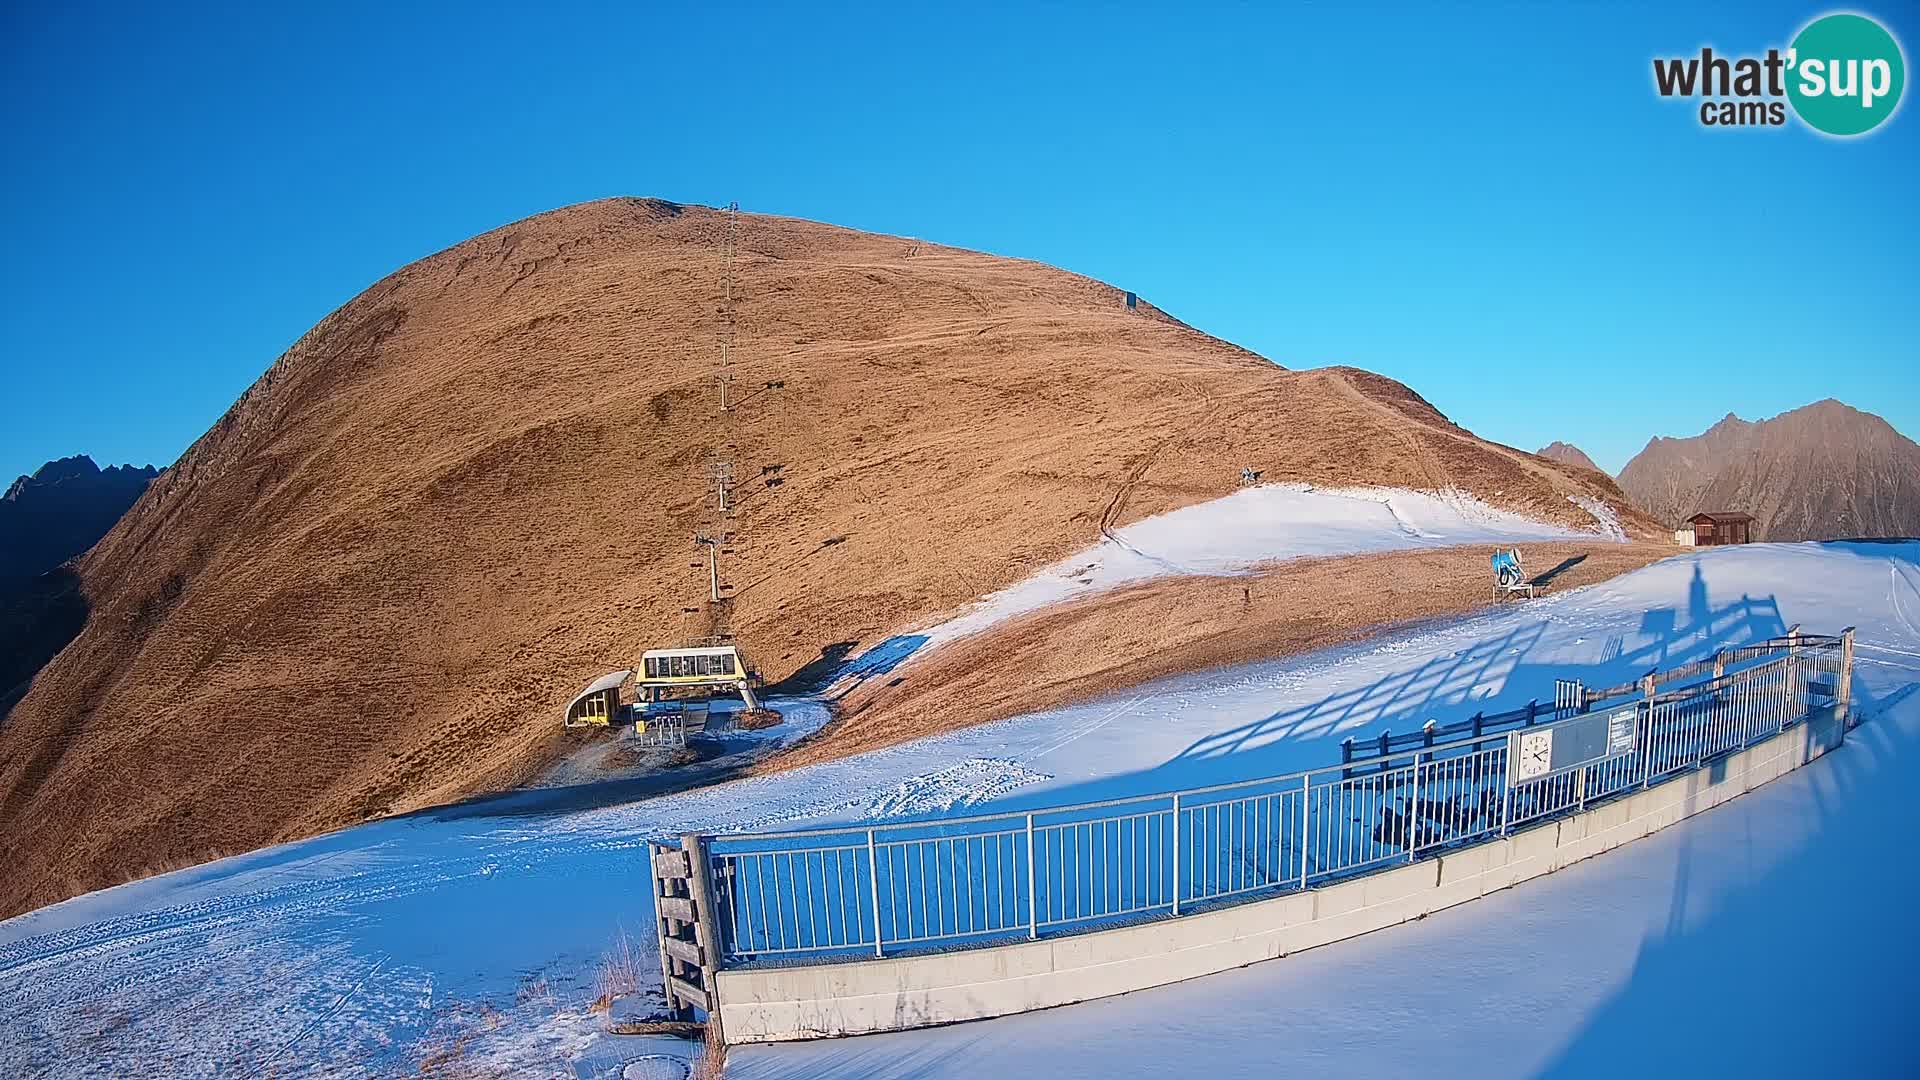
[1537,675,1919,1077]
[690,574,1844,970]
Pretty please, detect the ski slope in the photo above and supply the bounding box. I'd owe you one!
[916,484,1617,646]
[3,542,1917,1078]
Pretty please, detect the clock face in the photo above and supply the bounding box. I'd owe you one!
[1515,730,1553,781]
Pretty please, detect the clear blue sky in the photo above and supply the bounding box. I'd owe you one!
[2,1,1915,481]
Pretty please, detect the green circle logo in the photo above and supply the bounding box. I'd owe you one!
[1787,13,1906,136]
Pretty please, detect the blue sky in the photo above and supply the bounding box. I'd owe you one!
[1,1,1914,482]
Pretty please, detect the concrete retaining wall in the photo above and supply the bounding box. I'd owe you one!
[714,707,1847,1044]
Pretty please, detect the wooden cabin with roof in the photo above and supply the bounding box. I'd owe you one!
[1686,512,1756,546]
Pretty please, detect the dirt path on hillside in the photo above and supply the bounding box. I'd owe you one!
[764,542,1675,771]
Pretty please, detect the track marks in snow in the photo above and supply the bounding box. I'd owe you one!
[1888,561,1920,643]
[250,953,390,1077]
[1029,692,1150,761]
[716,758,1055,829]
[863,759,1053,818]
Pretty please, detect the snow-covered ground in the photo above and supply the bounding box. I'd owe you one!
[915,484,1616,646]
[3,542,1917,1078]
[731,645,1920,1080]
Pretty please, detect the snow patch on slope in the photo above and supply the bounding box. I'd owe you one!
[918,483,1612,648]
[1568,494,1629,542]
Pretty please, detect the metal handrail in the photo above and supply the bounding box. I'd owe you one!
[674,628,1855,968]
[710,637,1845,844]
[1579,628,1844,706]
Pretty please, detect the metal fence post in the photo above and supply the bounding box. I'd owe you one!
[1171,793,1183,915]
[1406,752,1421,863]
[1778,657,1792,735]
[1743,672,1758,749]
[1025,813,1038,939]
[1575,764,1587,812]
[1298,773,1311,889]
[1641,676,1657,789]
[1499,773,1513,837]
[1840,626,1856,729]
[1696,687,1709,768]
[866,828,883,957]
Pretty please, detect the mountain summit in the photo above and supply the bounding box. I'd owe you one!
[1535,442,1603,475]
[1616,399,1920,540]
[0,198,1642,918]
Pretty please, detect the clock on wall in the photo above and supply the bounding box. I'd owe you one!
[1515,729,1553,781]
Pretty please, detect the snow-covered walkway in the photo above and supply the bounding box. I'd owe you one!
[2,542,1917,1077]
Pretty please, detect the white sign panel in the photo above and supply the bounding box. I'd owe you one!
[1506,708,1640,788]
[1606,707,1638,756]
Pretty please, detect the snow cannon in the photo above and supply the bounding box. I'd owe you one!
[1492,547,1541,600]
[1493,548,1523,587]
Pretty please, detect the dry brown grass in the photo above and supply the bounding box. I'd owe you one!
[412,1003,517,1078]
[512,974,556,1010]
[772,541,1675,770]
[591,927,646,1014]
[0,197,1660,919]
[693,1020,727,1080]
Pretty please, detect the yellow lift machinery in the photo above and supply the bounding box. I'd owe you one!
[561,645,761,738]
[636,645,760,710]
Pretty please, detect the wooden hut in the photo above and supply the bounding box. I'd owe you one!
[1687,512,1755,546]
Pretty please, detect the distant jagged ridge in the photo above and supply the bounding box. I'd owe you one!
[1616,400,1920,541]
[1,454,160,716]
[1,455,159,583]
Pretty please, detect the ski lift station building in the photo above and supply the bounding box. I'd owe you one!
[561,645,761,728]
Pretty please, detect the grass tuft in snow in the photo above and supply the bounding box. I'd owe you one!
[592,927,646,1014]
[693,1019,727,1080]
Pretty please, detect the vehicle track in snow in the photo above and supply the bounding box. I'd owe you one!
[1887,560,1920,643]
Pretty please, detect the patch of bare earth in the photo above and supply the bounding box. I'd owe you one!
[769,541,1674,770]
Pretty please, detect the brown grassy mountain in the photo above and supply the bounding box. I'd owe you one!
[0,197,1651,918]
[1536,441,1603,475]
[1616,400,1920,540]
